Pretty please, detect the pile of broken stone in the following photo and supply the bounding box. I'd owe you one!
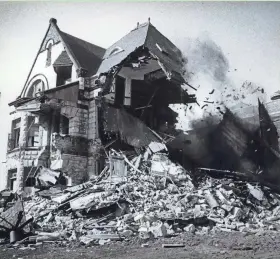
[2,144,280,247]
[18,147,280,246]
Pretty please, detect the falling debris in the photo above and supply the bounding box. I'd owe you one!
[3,17,280,253]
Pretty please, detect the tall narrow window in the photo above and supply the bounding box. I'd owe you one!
[8,169,17,191]
[60,115,69,135]
[115,76,126,106]
[27,116,40,147]
[46,43,52,67]
[9,118,21,150]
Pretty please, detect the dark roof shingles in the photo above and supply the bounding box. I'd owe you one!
[53,50,73,67]
[59,31,106,76]
[97,22,185,78]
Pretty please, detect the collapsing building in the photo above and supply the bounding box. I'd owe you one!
[168,98,280,185]
[5,18,196,193]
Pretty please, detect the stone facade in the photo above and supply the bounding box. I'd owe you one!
[5,78,100,190]
[4,19,104,191]
[4,17,199,192]
[87,77,103,178]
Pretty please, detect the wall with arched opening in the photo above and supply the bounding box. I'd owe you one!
[23,74,49,98]
[21,41,77,97]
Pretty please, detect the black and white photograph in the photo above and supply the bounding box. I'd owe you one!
[0,1,280,258]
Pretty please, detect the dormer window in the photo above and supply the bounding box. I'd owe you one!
[46,42,52,67]
[53,50,73,86]
[109,47,123,57]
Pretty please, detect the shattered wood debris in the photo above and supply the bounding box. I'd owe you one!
[0,200,33,243]
[2,144,280,247]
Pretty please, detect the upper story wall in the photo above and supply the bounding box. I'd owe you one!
[25,42,63,94]
[20,20,80,100]
[22,42,78,98]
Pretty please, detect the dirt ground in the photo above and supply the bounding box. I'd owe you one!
[1,231,280,259]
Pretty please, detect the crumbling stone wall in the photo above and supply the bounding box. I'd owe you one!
[52,134,88,156]
[6,77,103,187]
[48,78,91,183]
[14,112,29,193]
[68,108,88,137]
[60,154,88,185]
[87,77,102,178]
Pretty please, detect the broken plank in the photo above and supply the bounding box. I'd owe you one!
[120,153,143,174]
[204,190,219,208]
[87,225,118,229]
[148,127,165,143]
[185,82,197,91]
[162,243,185,248]
[135,105,152,110]
[82,234,122,240]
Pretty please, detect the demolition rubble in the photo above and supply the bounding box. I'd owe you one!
[2,142,280,247]
[4,18,280,250]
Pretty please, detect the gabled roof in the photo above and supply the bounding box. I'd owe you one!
[53,50,73,67]
[20,18,105,97]
[59,31,106,75]
[97,21,185,78]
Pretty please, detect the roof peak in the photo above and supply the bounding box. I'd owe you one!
[49,18,57,25]
[133,18,152,31]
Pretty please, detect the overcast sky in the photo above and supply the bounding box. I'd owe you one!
[1,1,280,189]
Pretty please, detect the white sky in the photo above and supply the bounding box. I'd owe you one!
[1,2,280,188]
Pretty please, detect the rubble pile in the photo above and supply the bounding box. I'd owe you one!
[12,147,280,246]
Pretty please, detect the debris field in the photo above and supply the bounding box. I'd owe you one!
[2,142,280,248]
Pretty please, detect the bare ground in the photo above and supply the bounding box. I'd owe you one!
[1,231,280,259]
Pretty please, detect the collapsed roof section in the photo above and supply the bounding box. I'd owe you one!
[97,21,184,77]
[97,21,196,104]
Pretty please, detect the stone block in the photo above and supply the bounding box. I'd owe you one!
[184,224,196,233]
[88,118,96,125]
[150,222,167,238]
[89,107,96,113]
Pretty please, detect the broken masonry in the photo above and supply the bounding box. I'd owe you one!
[4,17,280,246]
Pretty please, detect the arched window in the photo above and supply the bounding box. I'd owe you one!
[46,42,52,67]
[26,79,45,98]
